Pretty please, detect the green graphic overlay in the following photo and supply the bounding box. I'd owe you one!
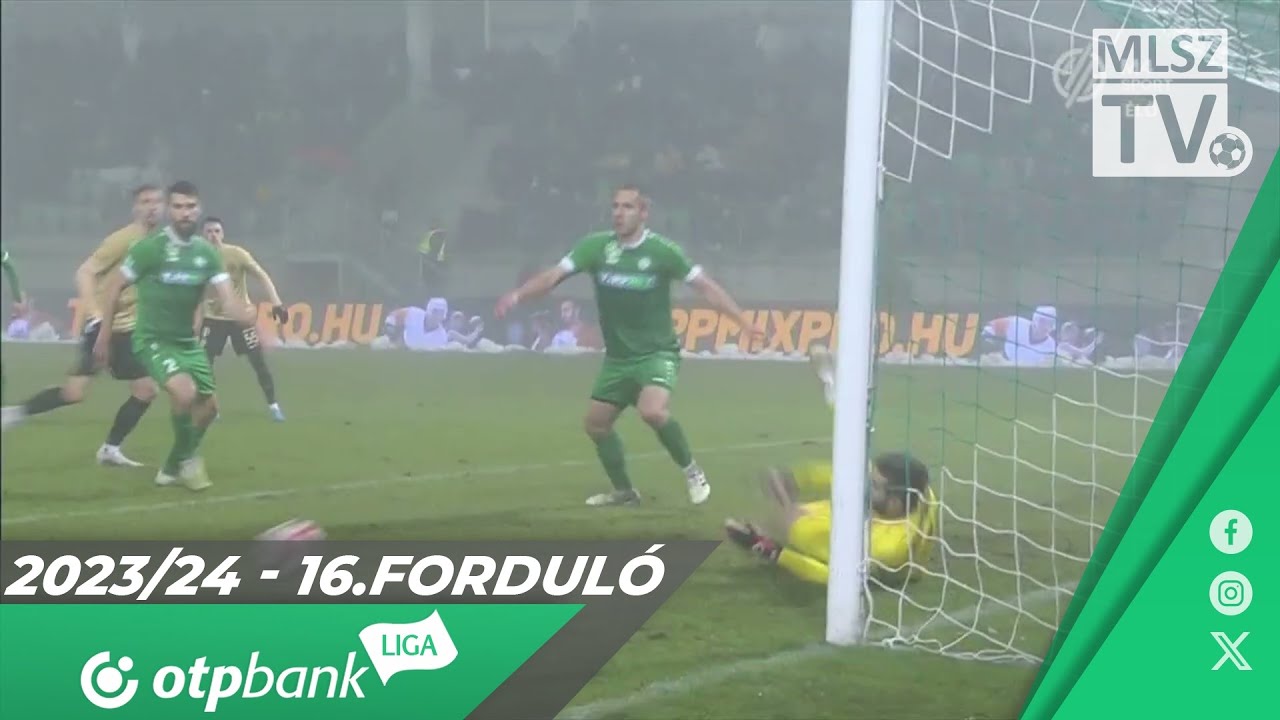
[0,603,580,718]
[1058,376,1278,716]
[1023,156,1280,717]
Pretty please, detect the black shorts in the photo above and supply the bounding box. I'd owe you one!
[202,318,262,358]
[73,321,148,380]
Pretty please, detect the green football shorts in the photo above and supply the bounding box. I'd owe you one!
[134,336,216,395]
[590,351,680,408]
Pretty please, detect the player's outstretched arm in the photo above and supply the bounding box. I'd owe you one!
[91,269,132,367]
[246,256,288,322]
[383,309,407,347]
[495,264,572,319]
[246,258,283,306]
[76,232,133,323]
[210,277,256,326]
[448,317,485,346]
[688,273,764,344]
[74,256,103,320]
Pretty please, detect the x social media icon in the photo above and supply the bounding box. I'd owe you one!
[1211,631,1251,671]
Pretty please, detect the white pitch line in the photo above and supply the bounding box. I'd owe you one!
[1,436,825,527]
[557,583,1076,720]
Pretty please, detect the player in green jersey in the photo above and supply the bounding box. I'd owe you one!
[1,250,23,306]
[496,185,763,507]
[94,181,257,491]
[2,248,30,402]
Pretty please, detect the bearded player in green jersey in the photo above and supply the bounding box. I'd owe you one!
[94,181,257,491]
[496,185,763,507]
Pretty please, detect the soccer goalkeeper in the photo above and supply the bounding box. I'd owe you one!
[724,347,939,585]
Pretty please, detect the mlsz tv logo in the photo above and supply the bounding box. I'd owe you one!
[1090,29,1254,178]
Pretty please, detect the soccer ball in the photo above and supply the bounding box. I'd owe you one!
[257,518,326,542]
[1208,132,1248,171]
[254,519,326,577]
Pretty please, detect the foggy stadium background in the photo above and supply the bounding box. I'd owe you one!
[2,1,1277,718]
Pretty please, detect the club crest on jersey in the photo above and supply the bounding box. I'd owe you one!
[194,256,207,267]
[604,242,622,265]
[637,257,651,270]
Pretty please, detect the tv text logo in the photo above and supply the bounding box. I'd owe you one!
[1091,29,1253,178]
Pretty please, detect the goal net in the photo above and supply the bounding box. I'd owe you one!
[852,0,1279,662]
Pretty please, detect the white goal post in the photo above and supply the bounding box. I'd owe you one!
[828,0,1278,651]
[827,0,892,646]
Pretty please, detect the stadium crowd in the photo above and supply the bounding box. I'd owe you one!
[445,17,846,259]
[2,14,850,259]
[0,25,403,238]
[1,9,1188,263]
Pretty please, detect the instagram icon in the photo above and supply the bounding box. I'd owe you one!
[1209,571,1253,616]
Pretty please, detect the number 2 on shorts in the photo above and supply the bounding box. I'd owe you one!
[156,354,179,376]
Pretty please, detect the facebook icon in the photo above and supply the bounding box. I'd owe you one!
[1210,510,1253,555]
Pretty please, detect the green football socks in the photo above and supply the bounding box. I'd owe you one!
[655,419,694,469]
[593,432,633,491]
[191,421,209,458]
[164,412,197,475]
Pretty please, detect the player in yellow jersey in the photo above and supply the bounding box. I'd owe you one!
[197,217,289,421]
[723,347,940,586]
[2,186,165,467]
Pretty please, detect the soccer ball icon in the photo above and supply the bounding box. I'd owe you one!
[1208,132,1248,171]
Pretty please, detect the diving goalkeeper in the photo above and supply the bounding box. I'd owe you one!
[724,347,940,584]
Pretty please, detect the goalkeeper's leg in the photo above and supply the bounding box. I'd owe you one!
[727,467,833,584]
[777,546,830,585]
[778,502,832,584]
[809,344,836,407]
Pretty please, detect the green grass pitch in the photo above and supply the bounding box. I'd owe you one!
[0,344,1166,718]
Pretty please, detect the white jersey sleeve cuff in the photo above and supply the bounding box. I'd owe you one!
[118,264,137,282]
[209,272,230,285]
[684,265,704,283]
[558,257,576,273]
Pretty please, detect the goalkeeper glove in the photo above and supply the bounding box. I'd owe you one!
[723,519,781,562]
[271,305,289,323]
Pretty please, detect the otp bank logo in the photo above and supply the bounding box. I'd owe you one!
[78,649,369,712]
[81,651,140,709]
[76,612,458,712]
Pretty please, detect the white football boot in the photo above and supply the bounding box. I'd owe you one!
[96,444,143,468]
[178,457,212,491]
[585,489,642,507]
[1,405,26,432]
[155,458,211,491]
[684,462,711,505]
